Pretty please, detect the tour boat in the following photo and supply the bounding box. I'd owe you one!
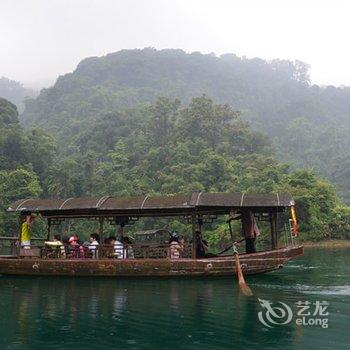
[0,192,303,277]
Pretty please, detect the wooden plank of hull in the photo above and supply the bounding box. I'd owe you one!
[0,246,303,277]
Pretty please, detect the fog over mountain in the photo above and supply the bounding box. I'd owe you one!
[0,77,37,113]
[1,0,350,87]
[1,0,350,244]
[20,48,350,202]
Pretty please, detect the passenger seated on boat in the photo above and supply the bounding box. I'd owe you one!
[121,236,134,259]
[44,234,66,258]
[169,236,184,259]
[101,237,114,258]
[179,236,186,257]
[69,235,85,258]
[62,236,70,256]
[108,236,124,258]
[88,233,100,259]
[190,231,208,258]
[235,209,260,254]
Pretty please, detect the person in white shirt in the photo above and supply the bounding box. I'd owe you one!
[88,233,100,259]
[108,236,125,258]
[121,236,134,259]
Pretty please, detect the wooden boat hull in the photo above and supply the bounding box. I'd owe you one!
[0,245,303,277]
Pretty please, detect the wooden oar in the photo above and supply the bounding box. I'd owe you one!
[228,217,253,296]
[233,245,253,296]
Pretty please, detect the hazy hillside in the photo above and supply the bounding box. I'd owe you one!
[20,48,350,201]
[0,77,38,113]
[2,94,348,241]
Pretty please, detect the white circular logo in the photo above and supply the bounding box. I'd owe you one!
[258,298,293,328]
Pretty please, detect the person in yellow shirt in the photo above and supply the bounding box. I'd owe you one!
[21,214,35,248]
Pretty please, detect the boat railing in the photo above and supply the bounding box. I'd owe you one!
[0,237,18,257]
[0,239,193,260]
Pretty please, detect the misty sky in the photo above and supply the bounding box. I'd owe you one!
[1,0,349,89]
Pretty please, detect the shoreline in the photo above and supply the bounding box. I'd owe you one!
[302,239,350,248]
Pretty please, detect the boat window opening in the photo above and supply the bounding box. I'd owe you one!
[0,209,298,260]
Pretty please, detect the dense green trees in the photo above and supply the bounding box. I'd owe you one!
[4,49,348,242]
[20,49,350,202]
[0,77,37,113]
[0,98,56,235]
[1,92,349,242]
[0,169,42,235]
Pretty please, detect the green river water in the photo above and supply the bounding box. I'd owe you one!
[0,247,349,350]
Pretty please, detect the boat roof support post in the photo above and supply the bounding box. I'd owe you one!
[270,209,278,250]
[14,215,22,257]
[191,214,197,259]
[47,218,52,241]
[197,215,203,234]
[119,221,125,238]
[18,215,22,242]
[99,217,104,242]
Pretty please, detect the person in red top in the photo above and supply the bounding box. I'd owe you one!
[235,209,260,254]
[68,235,84,258]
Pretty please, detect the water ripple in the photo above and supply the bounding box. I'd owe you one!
[0,248,349,349]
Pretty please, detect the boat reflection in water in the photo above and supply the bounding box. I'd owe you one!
[1,249,348,350]
[1,276,298,349]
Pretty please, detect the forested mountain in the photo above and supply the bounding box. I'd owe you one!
[20,49,350,201]
[0,97,54,234]
[1,95,349,242]
[0,77,37,113]
[1,49,349,242]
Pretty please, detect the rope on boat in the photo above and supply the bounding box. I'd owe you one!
[276,192,280,206]
[140,195,149,209]
[195,191,203,206]
[95,196,111,208]
[15,199,32,211]
[59,198,73,209]
[217,238,246,255]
